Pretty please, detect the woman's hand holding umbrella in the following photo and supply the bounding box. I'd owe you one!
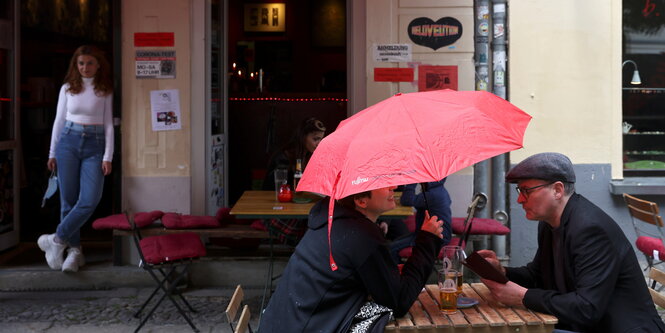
[421,210,444,239]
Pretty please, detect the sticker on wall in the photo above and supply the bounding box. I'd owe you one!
[407,17,463,51]
[418,66,458,91]
[478,22,489,37]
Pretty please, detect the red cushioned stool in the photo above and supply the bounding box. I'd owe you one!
[623,193,665,287]
[451,217,510,235]
[93,212,206,333]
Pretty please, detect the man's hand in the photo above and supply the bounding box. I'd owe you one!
[476,249,506,275]
[481,279,527,308]
[421,210,443,239]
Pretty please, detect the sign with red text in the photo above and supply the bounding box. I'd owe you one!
[134,32,175,47]
[374,68,414,82]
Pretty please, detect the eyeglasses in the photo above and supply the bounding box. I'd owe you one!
[515,182,555,199]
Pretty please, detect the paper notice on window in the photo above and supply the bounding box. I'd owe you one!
[150,89,182,131]
[373,44,412,62]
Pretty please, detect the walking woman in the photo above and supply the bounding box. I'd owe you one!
[38,45,113,272]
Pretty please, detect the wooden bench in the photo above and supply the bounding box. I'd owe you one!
[111,224,272,265]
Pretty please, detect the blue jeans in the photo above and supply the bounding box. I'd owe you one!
[55,121,106,247]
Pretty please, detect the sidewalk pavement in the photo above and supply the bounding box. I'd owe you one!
[0,287,263,332]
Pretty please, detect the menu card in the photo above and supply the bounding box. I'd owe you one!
[463,251,509,284]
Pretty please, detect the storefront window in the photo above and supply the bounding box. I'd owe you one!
[622,0,665,176]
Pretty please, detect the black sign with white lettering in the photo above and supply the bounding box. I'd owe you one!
[407,17,463,50]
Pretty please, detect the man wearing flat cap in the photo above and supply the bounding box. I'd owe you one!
[479,152,665,333]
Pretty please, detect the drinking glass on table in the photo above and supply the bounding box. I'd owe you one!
[438,268,459,313]
[274,169,288,201]
[442,245,465,295]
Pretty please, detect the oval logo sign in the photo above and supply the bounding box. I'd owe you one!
[408,17,463,50]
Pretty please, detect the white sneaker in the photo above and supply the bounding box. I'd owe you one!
[37,234,67,270]
[62,247,85,273]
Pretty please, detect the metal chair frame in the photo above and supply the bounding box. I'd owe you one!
[127,213,201,333]
[623,193,665,284]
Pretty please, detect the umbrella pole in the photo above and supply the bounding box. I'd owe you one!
[419,182,430,213]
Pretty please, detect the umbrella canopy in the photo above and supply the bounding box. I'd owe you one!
[296,89,531,270]
[298,90,531,198]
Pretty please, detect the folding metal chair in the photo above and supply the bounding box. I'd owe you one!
[648,268,665,308]
[225,284,253,333]
[92,212,207,332]
[623,193,665,279]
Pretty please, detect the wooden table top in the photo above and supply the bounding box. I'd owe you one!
[387,283,558,332]
[229,190,414,219]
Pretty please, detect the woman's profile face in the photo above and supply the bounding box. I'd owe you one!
[304,130,325,153]
[77,55,100,78]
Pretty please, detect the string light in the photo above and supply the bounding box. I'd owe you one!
[228,97,348,102]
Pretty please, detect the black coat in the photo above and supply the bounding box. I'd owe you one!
[507,193,665,333]
[259,199,441,332]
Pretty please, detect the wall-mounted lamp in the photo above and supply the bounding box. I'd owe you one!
[622,60,642,85]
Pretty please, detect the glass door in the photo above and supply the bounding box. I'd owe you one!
[0,0,19,250]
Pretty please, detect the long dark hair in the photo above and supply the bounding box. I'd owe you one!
[64,45,113,96]
[282,117,326,170]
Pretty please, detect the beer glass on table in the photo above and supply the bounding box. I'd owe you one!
[438,268,459,313]
[443,245,465,294]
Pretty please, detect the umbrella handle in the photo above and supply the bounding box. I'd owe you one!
[458,193,487,248]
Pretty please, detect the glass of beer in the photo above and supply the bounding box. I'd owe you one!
[441,245,465,294]
[438,268,459,313]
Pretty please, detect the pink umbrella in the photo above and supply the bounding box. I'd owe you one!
[297,89,531,270]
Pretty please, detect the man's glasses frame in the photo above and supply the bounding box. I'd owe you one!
[515,181,556,198]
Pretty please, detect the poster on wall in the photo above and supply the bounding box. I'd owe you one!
[407,17,463,51]
[150,89,182,131]
[418,65,458,91]
[136,50,176,79]
[244,3,286,32]
[209,135,225,213]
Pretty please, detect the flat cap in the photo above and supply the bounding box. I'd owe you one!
[505,152,576,183]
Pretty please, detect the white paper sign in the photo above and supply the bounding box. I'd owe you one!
[150,89,181,131]
[136,50,176,79]
[373,44,412,62]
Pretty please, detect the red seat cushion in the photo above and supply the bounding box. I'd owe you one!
[134,210,164,228]
[250,219,268,231]
[215,207,233,226]
[636,236,665,259]
[92,214,131,230]
[451,217,510,235]
[140,233,206,264]
[161,213,221,229]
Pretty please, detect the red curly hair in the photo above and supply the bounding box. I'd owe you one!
[63,45,113,96]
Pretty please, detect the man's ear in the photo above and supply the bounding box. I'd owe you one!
[355,197,368,209]
[553,181,565,199]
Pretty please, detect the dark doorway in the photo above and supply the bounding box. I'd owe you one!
[19,0,118,243]
[226,0,348,205]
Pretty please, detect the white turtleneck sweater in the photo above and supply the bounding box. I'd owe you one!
[49,77,114,161]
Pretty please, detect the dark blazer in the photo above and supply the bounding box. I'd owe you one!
[259,199,441,333]
[506,193,665,333]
